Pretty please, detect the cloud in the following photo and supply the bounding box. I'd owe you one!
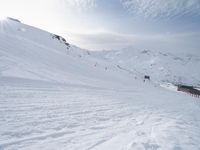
[64,30,200,54]
[65,31,136,50]
[62,0,97,11]
[121,0,200,20]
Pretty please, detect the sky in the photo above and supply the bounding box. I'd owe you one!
[0,0,200,53]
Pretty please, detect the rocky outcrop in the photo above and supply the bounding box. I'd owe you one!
[52,34,70,49]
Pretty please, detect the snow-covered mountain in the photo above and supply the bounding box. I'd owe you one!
[0,17,136,88]
[1,17,199,87]
[0,18,200,150]
[92,48,200,86]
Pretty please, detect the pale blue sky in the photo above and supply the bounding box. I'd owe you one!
[0,0,200,53]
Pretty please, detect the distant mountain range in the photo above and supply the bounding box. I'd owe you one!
[92,48,200,87]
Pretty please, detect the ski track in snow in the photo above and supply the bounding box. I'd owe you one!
[0,81,200,150]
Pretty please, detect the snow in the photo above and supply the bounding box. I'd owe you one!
[160,83,178,92]
[1,78,200,150]
[0,18,200,150]
[92,48,200,86]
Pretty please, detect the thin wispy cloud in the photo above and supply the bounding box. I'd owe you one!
[65,30,200,53]
[121,0,200,20]
[62,0,97,11]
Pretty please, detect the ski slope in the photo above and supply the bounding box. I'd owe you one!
[0,18,134,88]
[0,18,200,150]
[92,48,200,86]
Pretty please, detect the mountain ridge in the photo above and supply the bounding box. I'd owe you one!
[92,48,200,86]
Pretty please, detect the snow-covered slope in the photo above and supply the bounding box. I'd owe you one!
[0,18,135,88]
[0,18,200,150]
[92,48,200,86]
